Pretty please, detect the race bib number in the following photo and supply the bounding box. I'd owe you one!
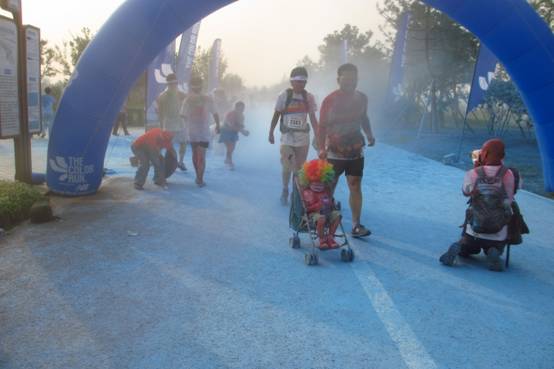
[284,113,307,130]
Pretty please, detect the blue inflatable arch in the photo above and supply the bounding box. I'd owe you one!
[47,0,554,195]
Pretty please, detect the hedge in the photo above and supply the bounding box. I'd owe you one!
[0,181,44,229]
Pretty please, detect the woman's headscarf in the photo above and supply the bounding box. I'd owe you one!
[480,138,505,166]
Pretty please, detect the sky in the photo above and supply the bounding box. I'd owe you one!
[19,0,386,87]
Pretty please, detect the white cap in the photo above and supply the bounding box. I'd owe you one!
[290,75,308,82]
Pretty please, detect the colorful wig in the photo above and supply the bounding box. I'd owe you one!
[298,159,335,186]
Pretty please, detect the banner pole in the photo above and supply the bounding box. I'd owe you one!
[143,71,148,132]
[456,46,481,162]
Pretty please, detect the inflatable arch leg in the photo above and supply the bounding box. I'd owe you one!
[421,0,554,191]
[46,0,235,195]
[47,0,554,195]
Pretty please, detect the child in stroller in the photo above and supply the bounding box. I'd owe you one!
[299,160,341,249]
[290,159,354,265]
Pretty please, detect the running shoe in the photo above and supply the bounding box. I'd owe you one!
[327,237,340,248]
[352,224,371,238]
[319,238,329,249]
[177,162,187,171]
[439,242,461,266]
[486,247,505,272]
[154,181,168,190]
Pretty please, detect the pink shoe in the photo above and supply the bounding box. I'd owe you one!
[327,237,339,249]
[319,238,329,249]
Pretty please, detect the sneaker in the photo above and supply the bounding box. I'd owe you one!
[134,183,144,190]
[319,238,329,249]
[177,162,187,171]
[327,237,340,249]
[439,242,461,266]
[280,190,289,206]
[352,224,371,238]
[154,181,168,190]
[486,247,505,272]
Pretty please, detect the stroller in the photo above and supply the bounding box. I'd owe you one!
[289,176,354,266]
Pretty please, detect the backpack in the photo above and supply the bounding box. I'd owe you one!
[280,88,310,134]
[468,166,513,234]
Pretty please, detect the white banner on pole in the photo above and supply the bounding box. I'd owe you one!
[0,16,20,138]
[176,21,201,92]
[25,25,41,134]
[208,38,221,93]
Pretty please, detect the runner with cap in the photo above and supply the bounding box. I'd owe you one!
[269,66,319,206]
[157,73,188,171]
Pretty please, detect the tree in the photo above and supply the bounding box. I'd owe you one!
[317,24,384,72]
[191,46,228,91]
[532,0,554,30]
[40,39,58,80]
[484,77,531,137]
[53,27,94,81]
[290,24,389,103]
[220,73,245,100]
[378,0,478,129]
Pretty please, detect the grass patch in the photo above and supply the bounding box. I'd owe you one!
[0,180,44,229]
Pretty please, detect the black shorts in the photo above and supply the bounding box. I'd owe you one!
[191,141,209,149]
[328,157,364,177]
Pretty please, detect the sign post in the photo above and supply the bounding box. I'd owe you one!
[1,0,32,183]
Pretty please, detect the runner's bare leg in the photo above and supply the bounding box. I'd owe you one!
[179,143,186,164]
[197,146,207,184]
[347,175,363,226]
[293,145,309,171]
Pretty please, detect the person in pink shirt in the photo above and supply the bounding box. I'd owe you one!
[440,138,515,271]
[219,101,249,170]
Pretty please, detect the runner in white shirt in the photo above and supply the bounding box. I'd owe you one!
[268,67,319,205]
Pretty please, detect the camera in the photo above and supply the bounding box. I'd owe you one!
[471,149,481,165]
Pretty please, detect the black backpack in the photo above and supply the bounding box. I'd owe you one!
[468,166,513,234]
[279,88,310,134]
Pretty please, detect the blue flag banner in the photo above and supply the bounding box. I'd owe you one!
[146,40,176,124]
[176,21,201,92]
[208,38,222,93]
[467,44,498,114]
[386,12,411,104]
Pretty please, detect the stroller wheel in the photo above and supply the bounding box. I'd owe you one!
[341,248,354,262]
[304,253,318,266]
[289,235,301,249]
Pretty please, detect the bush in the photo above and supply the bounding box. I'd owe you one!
[0,181,44,229]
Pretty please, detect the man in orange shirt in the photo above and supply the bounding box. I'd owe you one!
[131,128,176,190]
